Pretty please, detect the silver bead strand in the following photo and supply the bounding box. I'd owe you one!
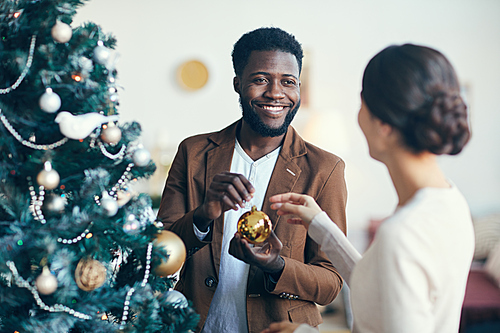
[94,162,134,205]
[28,177,46,224]
[0,35,37,94]
[98,141,127,160]
[57,222,94,244]
[6,261,92,320]
[141,242,153,287]
[0,109,69,150]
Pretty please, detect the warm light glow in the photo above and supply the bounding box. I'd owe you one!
[101,314,108,320]
[60,185,65,190]
[102,124,108,129]
[72,74,82,82]
[13,12,21,18]
[86,233,93,239]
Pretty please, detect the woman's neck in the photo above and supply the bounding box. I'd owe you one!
[384,150,449,207]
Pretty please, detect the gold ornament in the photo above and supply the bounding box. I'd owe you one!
[35,266,58,295]
[154,230,186,276]
[237,206,272,244]
[37,161,60,190]
[74,258,107,291]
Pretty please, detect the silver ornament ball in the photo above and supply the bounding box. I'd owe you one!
[37,169,60,190]
[100,124,122,144]
[39,89,61,113]
[43,194,66,213]
[51,21,72,43]
[162,290,188,309]
[101,196,119,216]
[35,267,58,295]
[133,148,151,167]
[93,44,110,65]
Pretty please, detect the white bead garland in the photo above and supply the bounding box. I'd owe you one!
[28,177,46,224]
[0,109,69,150]
[98,141,126,160]
[0,35,37,94]
[6,261,92,320]
[57,222,94,244]
[94,163,134,205]
[119,242,153,328]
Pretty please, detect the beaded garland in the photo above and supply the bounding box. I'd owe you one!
[0,35,37,95]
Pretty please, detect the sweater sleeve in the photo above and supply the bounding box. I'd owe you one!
[308,211,362,285]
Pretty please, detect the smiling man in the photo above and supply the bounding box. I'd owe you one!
[158,27,347,333]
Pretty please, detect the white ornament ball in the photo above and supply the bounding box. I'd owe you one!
[101,124,122,144]
[35,267,58,295]
[37,162,60,190]
[93,44,110,65]
[39,88,61,113]
[101,195,118,217]
[43,194,66,213]
[162,290,188,309]
[133,148,151,167]
[123,214,141,234]
[51,21,72,43]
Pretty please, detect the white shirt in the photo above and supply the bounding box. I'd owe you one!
[199,140,281,333]
[303,184,474,333]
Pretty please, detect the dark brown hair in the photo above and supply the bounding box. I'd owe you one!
[362,44,470,155]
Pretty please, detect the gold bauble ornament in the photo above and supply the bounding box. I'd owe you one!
[74,258,107,291]
[237,205,272,244]
[154,230,186,276]
[37,161,60,190]
[35,266,58,295]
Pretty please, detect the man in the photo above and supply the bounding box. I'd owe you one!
[158,27,347,333]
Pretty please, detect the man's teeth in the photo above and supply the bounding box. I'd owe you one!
[261,105,284,111]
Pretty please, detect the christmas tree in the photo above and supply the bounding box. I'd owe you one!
[0,0,199,332]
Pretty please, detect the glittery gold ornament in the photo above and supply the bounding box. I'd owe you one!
[74,258,107,291]
[154,230,186,276]
[237,206,272,244]
[35,266,58,295]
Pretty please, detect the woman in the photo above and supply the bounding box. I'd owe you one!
[262,44,474,333]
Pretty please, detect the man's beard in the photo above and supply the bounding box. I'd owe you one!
[240,97,300,137]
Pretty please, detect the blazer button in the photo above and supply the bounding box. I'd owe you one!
[205,277,216,288]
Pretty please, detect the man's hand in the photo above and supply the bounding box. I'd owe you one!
[194,172,255,231]
[269,193,322,230]
[229,230,284,274]
[260,321,301,333]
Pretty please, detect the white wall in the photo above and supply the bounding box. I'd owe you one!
[73,0,500,236]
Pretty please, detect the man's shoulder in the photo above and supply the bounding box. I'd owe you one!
[302,140,343,165]
[179,120,239,148]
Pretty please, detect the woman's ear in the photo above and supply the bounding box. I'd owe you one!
[377,119,393,137]
[233,77,240,94]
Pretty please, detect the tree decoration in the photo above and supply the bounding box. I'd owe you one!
[132,147,151,167]
[237,205,273,244]
[51,21,72,43]
[123,214,141,234]
[154,230,187,276]
[74,258,107,292]
[43,193,66,214]
[36,161,60,190]
[100,191,118,216]
[93,41,110,65]
[161,290,188,309]
[39,88,61,113]
[55,111,119,140]
[100,122,122,144]
[35,266,58,295]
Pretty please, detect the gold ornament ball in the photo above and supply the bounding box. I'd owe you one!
[100,123,122,144]
[237,206,272,244]
[37,168,60,190]
[36,266,58,295]
[74,258,107,291]
[154,230,186,276]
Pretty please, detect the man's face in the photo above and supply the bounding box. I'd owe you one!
[234,50,301,137]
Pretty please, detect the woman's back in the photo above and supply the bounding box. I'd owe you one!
[350,185,474,333]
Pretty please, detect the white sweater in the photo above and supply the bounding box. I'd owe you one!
[300,185,474,333]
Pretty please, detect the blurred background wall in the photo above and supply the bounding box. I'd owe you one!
[74,0,500,247]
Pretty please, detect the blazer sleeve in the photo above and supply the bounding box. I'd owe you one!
[157,140,212,252]
[268,159,348,305]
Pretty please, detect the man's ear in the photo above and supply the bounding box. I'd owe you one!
[233,76,240,94]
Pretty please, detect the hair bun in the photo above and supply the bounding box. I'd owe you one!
[411,92,470,155]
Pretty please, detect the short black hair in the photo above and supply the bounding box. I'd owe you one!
[232,27,303,77]
[362,44,470,155]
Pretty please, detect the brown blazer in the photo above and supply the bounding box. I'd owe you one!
[158,120,347,333]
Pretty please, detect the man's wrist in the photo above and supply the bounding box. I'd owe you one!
[193,205,212,231]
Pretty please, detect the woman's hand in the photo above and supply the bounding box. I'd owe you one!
[260,321,301,333]
[269,193,322,230]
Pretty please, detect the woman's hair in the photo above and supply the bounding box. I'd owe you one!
[362,44,470,155]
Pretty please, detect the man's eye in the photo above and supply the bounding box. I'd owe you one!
[284,80,297,86]
[254,78,267,83]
